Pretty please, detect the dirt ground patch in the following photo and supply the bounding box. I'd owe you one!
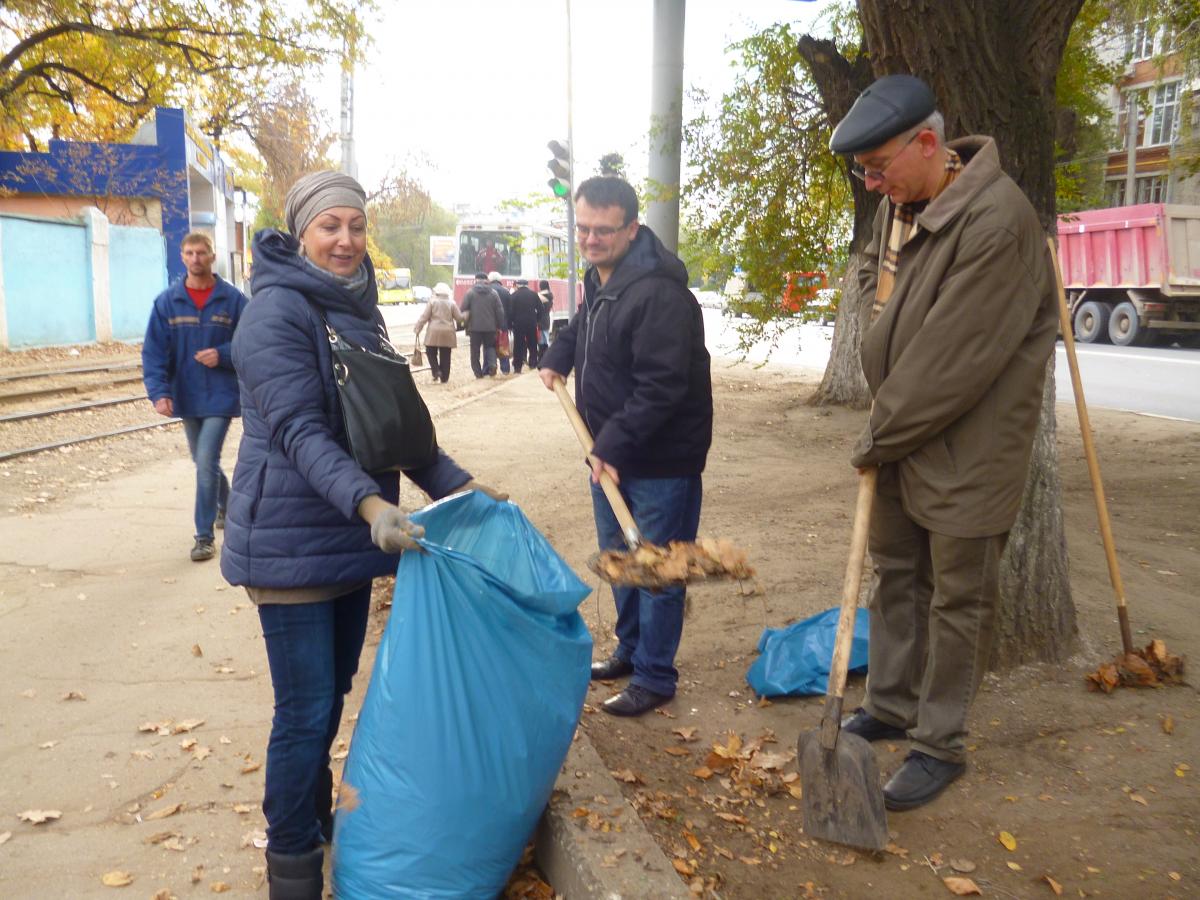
[0,348,1196,898]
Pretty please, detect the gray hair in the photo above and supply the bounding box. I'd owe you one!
[918,111,945,143]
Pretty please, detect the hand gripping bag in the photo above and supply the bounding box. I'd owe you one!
[332,490,592,898]
[745,607,869,697]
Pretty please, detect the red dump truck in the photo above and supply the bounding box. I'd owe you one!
[1057,203,1200,347]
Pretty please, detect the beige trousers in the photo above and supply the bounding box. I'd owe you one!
[861,491,1007,764]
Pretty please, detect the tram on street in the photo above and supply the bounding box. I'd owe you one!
[452,221,579,335]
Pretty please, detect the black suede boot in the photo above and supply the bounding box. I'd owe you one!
[265,846,324,900]
[315,766,334,843]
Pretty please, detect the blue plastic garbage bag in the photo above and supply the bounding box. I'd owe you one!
[332,490,593,899]
[745,607,869,697]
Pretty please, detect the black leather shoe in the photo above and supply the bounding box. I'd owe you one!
[883,750,966,811]
[590,655,634,681]
[601,684,673,717]
[841,707,907,742]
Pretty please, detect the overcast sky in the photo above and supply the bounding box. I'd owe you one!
[315,0,836,214]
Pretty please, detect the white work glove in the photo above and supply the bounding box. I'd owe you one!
[368,504,424,553]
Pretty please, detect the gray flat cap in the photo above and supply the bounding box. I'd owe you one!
[829,74,936,155]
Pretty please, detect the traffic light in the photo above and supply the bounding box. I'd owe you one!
[547,139,571,198]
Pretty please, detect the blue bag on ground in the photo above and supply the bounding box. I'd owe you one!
[332,490,592,899]
[745,607,869,697]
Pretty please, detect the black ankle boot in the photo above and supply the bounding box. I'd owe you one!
[315,767,334,843]
[265,846,324,900]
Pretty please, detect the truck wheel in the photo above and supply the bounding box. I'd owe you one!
[1108,301,1151,346]
[1073,301,1111,344]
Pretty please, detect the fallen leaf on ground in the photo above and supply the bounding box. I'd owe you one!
[100,870,134,886]
[192,746,211,761]
[151,890,174,900]
[173,719,204,734]
[0,831,11,845]
[691,766,714,780]
[1162,715,1175,734]
[683,830,702,852]
[1130,793,1148,806]
[1007,861,1023,871]
[672,859,694,876]
[1043,874,1064,895]
[131,749,155,760]
[943,876,981,895]
[39,741,58,750]
[61,691,86,701]
[716,812,749,825]
[144,802,182,821]
[663,747,690,757]
[673,727,699,742]
[998,830,1017,851]
[17,809,62,824]
[610,769,641,784]
[191,644,203,657]
[143,831,181,845]
[241,760,262,775]
[738,856,761,866]
[179,738,197,751]
[209,883,230,893]
[191,866,204,884]
[949,858,975,873]
[233,804,255,814]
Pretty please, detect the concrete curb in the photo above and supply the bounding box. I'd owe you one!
[535,731,689,900]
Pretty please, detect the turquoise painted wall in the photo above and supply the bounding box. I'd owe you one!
[2,216,92,347]
[109,225,166,340]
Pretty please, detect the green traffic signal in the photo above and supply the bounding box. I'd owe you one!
[547,139,571,200]
[549,179,571,198]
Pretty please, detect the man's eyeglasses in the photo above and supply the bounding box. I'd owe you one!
[575,224,626,238]
[849,130,921,183]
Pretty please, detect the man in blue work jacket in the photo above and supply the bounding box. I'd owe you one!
[142,232,248,561]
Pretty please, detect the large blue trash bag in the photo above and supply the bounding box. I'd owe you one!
[745,607,869,697]
[332,490,593,899]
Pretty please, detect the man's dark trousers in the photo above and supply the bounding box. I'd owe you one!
[861,490,1007,765]
[468,332,497,377]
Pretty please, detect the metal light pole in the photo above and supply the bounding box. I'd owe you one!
[339,35,358,179]
[647,0,685,252]
[566,0,578,318]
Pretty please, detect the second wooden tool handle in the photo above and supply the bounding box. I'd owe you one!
[552,378,643,548]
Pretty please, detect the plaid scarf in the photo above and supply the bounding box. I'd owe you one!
[871,147,964,323]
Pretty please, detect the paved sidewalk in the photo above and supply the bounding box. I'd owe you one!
[0,380,681,898]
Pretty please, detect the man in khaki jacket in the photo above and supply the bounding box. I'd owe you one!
[828,75,1058,811]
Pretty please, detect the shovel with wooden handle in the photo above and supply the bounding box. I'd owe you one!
[1047,238,1136,656]
[797,466,888,851]
[552,378,644,550]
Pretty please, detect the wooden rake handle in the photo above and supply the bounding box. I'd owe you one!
[821,467,876,749]
[1047,238,1134,656]
[552,378,643,549]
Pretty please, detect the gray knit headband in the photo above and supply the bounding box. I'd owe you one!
[284,170,367,237]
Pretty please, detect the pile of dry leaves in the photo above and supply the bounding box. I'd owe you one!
[591,538,755,587]
[1086,639,1186,692]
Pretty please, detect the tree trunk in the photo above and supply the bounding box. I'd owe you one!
[798,0,1085,668]
[991,366,1079,667]
[811,252,871,409]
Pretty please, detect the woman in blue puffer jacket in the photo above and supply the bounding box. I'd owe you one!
[221,171,505,900]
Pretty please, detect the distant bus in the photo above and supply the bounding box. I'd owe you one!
[453,222,580,334]
[378,267,413,305]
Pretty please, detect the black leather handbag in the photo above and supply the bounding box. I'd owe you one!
[317,312,438,473]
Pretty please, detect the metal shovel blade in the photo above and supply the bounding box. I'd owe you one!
[797,725,888,851]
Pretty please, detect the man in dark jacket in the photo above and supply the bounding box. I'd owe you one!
[488,271,514,374]
[461,273,505,377]
[539,176,713,717]
[508,278,542,372]
[142,231,247,562]
[830,75,1058,811]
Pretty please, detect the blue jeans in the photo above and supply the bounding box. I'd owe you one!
[590,474,703,696]
[258,585,371,854]
[181,416,230,539]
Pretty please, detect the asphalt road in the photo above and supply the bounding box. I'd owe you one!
[1056,341,1200,423]
[385,301,1200,423]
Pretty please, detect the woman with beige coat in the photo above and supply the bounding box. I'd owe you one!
[414,282,465,383]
